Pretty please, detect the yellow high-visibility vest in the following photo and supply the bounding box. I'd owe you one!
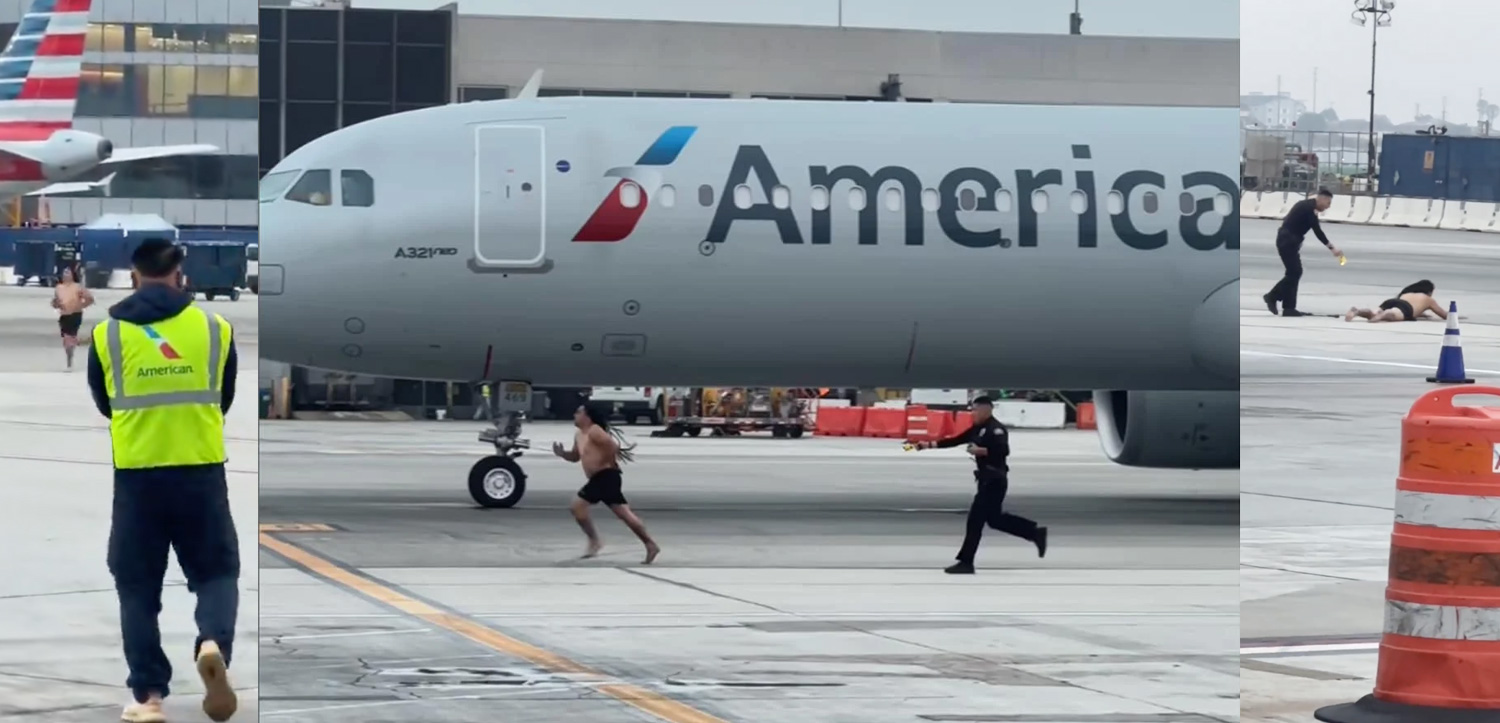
[91,306,231,470]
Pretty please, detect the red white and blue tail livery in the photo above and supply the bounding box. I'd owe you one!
[0,0,217,200]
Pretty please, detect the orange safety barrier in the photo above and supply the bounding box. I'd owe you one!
[813,406,865,437]
[952,410,973,432]
[1316,387,1500,722]
[1077,401,1096,430]
[861,407,908,438]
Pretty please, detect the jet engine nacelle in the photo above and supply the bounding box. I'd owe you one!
[39,129,112,180]
[1092,390,1239,469]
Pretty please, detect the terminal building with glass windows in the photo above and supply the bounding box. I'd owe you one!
[0,0,258,228]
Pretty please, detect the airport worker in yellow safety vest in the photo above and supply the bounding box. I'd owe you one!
[84,237,241,723]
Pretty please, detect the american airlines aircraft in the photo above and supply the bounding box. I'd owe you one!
[0,0,219,200]
[259,77,1240,507]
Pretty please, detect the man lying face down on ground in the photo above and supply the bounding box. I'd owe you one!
[1344,280,1448,323]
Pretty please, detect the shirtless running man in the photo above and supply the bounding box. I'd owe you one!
[1344,279,1447,323]
[51,266,94,371]
[553,404,661,564]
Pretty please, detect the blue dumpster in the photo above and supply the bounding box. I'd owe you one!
[12,239,57,286]
[181,241,248,301]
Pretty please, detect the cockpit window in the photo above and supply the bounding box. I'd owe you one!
[341,170,374,207]
[259,170,299,203]
[285,169,333,206]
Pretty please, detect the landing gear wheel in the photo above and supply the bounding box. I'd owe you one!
[468,455,527,508]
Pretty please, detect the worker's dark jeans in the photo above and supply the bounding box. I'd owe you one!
[1268,232,1304,312]
[956,470,1039,564]
[108,465,240,703]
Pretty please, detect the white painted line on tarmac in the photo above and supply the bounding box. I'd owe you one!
[1241,641,1380,656]
[1242,350,1500,375]
[263,610,1237,620]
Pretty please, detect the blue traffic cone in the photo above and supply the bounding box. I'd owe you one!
[1427,301,1475,384]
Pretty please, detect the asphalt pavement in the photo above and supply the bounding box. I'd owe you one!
[0,286,260,721]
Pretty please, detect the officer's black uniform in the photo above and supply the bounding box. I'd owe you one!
[1265,195,1335,317]
[85,240,241,707]
[929,399,1047,574]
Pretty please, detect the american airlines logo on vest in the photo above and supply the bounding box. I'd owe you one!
[137,364,194,378]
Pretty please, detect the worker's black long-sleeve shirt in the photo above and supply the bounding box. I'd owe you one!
[1279,198,1332,246]
[934,417,1010,475]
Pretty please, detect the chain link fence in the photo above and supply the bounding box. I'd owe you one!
[1242,128,1381,195]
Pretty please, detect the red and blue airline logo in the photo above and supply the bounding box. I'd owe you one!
[143,325,181,360]
[572,125,697,242]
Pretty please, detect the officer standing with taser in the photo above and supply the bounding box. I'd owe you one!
[910,396,1048,574]
[85,238,241,723]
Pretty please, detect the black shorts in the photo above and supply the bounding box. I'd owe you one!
[1379,298,1415,321]
[578,468,627,506]
[58,312,82,337]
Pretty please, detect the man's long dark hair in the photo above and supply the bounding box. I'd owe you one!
[1399,279,1435,296]
[584,404,637,464]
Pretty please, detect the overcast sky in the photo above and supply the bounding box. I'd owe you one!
[349,0,1237,38]
[1242,0,1499,123]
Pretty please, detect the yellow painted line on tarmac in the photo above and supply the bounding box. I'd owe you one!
[258,523,337,532]
[258,532,731,723]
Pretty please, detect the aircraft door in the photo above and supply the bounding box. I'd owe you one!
[474,124,547,269]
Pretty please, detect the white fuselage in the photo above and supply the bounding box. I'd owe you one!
[259,98,1240,391]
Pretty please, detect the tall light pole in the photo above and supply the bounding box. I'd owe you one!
[1352,0,1394,186]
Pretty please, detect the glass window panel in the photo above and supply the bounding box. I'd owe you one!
[393,44,446,104]
[284,42,338,101]
[342,43,392,103]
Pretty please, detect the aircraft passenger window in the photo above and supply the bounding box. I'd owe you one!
[810,185,830,210]
[1069,190,1088,214]
[958,188,976,212]
[1030,189,1050,214]
[619,181,643,209]
[259,169,300,203]
[284,169,333,206]
[698,184,715,207]
[340,170,374,207]
[1213,192,1233,216]
[1178,192,1194,215]
[771,184,791,210]
[1143,192,1159,214]
[1106,190,1125,215]
[883,187,901,212]
[995,189,1013,213]
[920,188,939,212]
[847,186,866,211]
[732,184,753,210]
[658,184,676,208]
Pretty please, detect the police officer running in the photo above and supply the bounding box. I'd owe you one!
[910,396,1048,574]
[85,238,241,723]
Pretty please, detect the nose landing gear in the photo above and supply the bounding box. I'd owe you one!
[466,382,534,508]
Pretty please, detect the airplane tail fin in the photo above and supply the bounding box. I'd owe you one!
[0,0,91,136]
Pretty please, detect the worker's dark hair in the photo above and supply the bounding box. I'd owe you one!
[1317,188,1334,198]
[971,395,994,406]
[130,237,184,278]
[582,403,637,464]
[1400,279,1435,296]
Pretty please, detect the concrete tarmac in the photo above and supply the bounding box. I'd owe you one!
[260,420,1238,722]
[1240,219,1500,721]
[0,287,259,720]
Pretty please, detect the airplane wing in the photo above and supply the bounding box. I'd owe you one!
[102,144,220,165]
[25,173,116,197]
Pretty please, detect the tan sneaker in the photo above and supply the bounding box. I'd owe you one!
[196,640,237,721]
[120,698,166,723]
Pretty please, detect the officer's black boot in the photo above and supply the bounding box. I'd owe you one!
[944,561,975,574]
